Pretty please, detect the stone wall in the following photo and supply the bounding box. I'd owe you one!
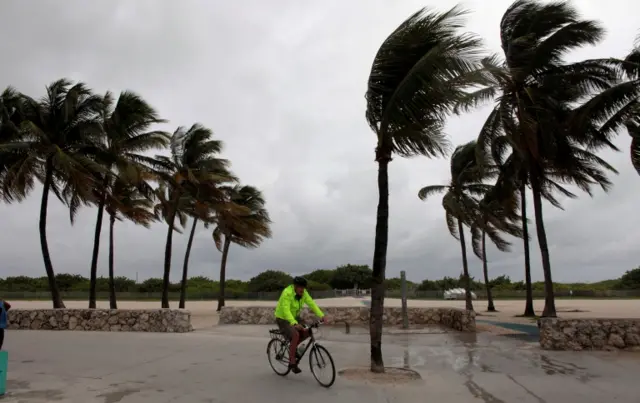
[219,306,475,332]
[539,318,640,351]
[7,309,193,333]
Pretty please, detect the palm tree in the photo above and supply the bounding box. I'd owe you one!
[623,38,640,175]
[0,79,104,308]
[629,121,640,175]
[179,215,199,309]
[212,185,271,311]
[155,124,232,308]
[470,179,522,312]
[87,91,168,309]
[364,6,489,373]
[178,191,217,309]
[0,87,30,202]
[478,0,640,317]
[153,182,189,308]
[418,141,491,312]
[105,178,156,308]
[475,114,536,316]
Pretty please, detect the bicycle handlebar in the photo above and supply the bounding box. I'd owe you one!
[303,320,323,330]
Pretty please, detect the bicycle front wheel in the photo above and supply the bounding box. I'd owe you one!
[267,338,291,376]
[309,344,336,387]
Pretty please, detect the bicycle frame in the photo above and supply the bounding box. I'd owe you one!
[271,321,320,364]
[295,325,318,363]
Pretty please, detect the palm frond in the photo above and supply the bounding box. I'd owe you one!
[213,185,272,250]
[627,119,640,175]
[417,185,447,200]
[365,5,488,158]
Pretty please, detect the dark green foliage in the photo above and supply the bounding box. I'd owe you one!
[329,264,373,290]
[304,269,335,286]
[617,268,640,290]
[247,270,292,293]
[384,277,416,290]
[4,267,638,296]
[306,281,332,292]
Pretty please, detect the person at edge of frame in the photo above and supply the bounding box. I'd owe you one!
[0,299,11,350]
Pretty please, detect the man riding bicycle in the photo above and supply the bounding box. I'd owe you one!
[274,276,326,374]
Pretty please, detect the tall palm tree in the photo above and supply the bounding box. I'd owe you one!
[153,182,189,308]
[629,121,640,175]
[475,114,536,316]
[105,178,156,308]
[87,91,168,309]
[478,0,640,316]
[0,87,30,202]
[212,185,271,311]
[0,79,104,308]
[470,179,522,312]
[178,191,218,309]
[155,124,232,308]
[179,216,199,309]
[364,6,489,373]
[623,38,640,175]
[418,141,491,312]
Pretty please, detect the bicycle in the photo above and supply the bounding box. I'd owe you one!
[266,321,336,388]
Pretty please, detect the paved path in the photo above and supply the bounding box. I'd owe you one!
[2,325,639,402]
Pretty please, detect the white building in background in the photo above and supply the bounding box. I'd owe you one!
[444,288,477,300]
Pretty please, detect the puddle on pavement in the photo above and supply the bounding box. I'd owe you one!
[97,388,142,403]
[323,323,600,386]
[338,366,422,384]
[3,389,66,401]
[534,354,596,383]
[338,324,449,335]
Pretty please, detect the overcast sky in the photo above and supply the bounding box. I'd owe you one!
[0,0,637,284]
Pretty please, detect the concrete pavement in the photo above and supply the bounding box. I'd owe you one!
[2,325,639,402]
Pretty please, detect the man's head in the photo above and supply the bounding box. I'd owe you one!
[292,277,307,297]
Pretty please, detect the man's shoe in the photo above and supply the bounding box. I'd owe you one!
[289,364,302,374]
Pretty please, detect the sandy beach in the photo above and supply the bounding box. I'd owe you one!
[12,297,640,329]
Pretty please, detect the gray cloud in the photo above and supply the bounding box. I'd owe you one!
[0,0,638,285]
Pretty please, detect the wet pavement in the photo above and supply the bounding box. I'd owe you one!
[2,325,639,402]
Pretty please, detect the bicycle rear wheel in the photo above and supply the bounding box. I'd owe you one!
[309,344,336,387]
[267,338,291,376]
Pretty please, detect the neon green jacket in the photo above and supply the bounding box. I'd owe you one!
[274,285,324,325]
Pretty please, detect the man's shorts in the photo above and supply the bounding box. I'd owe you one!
[276,317,302,341]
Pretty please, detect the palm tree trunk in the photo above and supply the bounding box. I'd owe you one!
[89,175,110,309]
[370,153,390,374]
[108,213,117,309]
[161,199,179,309]
[217,236,231,311]
[179,218,198,309]
[530,174,556,317]
[457,220,474,311]
[520,184,535,317]
[39,161,65,309]
[482,230,495,312]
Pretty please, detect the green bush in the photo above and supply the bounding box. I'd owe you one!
[2,264,639,299]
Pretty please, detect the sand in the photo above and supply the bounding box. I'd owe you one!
[11,297,639,329]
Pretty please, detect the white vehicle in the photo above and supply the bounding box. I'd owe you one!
[444,288,477,300]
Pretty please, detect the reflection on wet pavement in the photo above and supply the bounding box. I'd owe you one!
[317,324,639,402]
[316,325,629,384]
